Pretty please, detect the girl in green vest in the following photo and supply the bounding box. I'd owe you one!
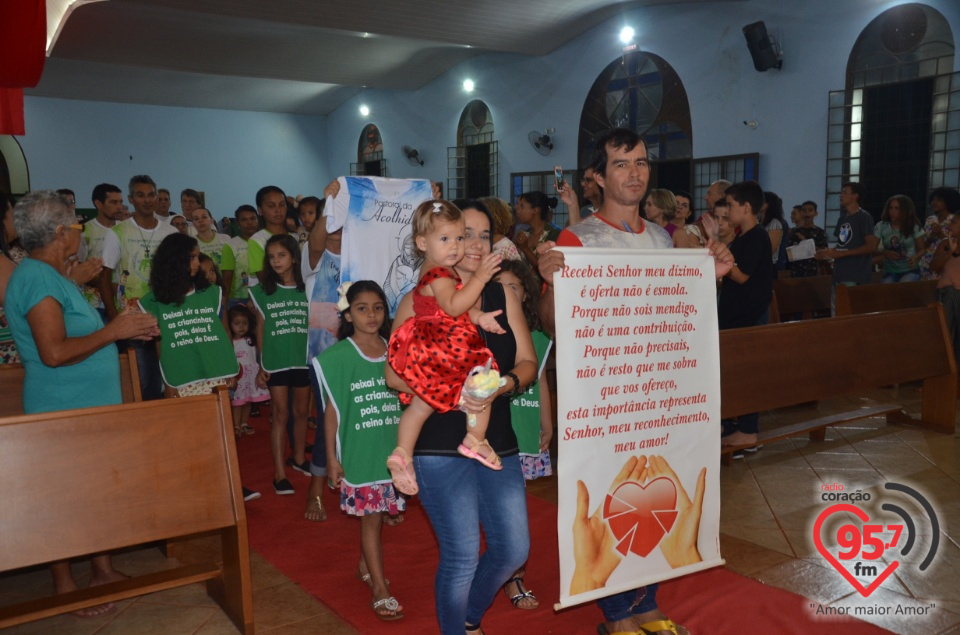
[139,233,239,398]
[249,234,310,496]
[493,259,554,611]
[316,280,405,621]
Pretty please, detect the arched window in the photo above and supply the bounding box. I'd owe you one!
[351,124,385,176]
[447,100,498,198]
[825,3,956,229]
[0,136,29,195]
[578,51,693,192]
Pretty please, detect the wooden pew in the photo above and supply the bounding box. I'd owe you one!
[719,305,957,465]
[769,275,833,323]
[0,348,141,414]
[835,279,938,316]
[0,386,253,632]
[771,271,885,322]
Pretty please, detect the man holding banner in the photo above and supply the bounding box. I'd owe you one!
[538,128,733,635]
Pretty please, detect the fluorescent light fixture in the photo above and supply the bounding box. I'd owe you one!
[463,79,475,92]
[619,26,635,44]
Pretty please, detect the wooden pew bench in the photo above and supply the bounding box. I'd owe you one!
[0,349,141,414]
[719,305,957,465]
[835,279,938,316]
[769,275,833,323]
[0,386,253,632]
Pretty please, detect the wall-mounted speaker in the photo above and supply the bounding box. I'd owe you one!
[742,21,783,72]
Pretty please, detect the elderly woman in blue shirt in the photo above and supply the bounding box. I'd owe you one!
[5,190,159,615]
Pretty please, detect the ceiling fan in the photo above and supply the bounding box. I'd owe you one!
[401,145,424,166]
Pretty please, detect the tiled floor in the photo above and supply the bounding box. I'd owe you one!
[718,387,960,635]
[1,385,957,634]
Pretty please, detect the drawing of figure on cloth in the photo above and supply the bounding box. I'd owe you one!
[383,224,421,315]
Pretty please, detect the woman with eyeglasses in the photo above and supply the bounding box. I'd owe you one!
[671,190,695,248]
[4,191,160,616]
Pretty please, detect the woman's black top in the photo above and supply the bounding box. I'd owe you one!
[413,282,519,457]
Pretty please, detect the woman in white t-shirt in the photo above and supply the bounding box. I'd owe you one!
[193,208,231,267]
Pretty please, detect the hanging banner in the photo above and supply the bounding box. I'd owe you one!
[553,247,723,610]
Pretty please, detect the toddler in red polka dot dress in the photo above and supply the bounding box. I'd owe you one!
[386,200,506,495]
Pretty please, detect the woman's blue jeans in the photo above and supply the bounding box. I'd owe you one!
[307,364,327,476]
[415,453,530,634]
[882,270,921,283]
[597,583,660,622]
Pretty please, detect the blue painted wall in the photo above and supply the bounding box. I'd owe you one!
[16,0,960,222]
[324,0,960,215]
[18,98,329,215]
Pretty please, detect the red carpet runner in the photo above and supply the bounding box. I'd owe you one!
[236,416,890,634]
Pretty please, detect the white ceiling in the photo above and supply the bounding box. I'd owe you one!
[27,0,725,115]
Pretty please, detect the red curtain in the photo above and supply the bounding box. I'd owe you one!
[0,0,47,134]
[0,89,26,136]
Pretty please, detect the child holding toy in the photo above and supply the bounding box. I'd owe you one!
[386,199,506,495]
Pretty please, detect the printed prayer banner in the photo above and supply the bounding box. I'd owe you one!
[553,248,723,610]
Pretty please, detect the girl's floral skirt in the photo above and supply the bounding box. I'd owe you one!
[521,450,553,481]
[340,482,406,517]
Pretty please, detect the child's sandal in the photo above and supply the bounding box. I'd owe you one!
[457,435,503,471]
[239,423,255,435]
[386,447,419,496]
[304,495,327,522]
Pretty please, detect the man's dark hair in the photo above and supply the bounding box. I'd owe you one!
[180,188,202,204]
[128,175,156,196]
[842,181,866,206]
[92,183,121,205]
[589,128,647,178]
[725,180,765,216]
[56,188,75,199]
[234,204,259,221]
[801,200,818,210]
[255,185,285,209]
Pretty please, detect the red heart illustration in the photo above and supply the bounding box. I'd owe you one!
[813,504,899,597]
[603,478,678,557]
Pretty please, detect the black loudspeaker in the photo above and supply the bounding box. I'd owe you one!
[742,21,782,72]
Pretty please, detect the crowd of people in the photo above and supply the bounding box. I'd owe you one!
[1,128,958,632]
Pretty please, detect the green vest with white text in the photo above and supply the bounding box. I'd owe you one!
[139,286,238,388]
[248,283,308,372]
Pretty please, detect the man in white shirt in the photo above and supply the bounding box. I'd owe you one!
[247,185,289,281]
[222,204,261,307]
[539,128,732,635]
[156,188,173,223]
[100,175,177,400]
[82,183,124,320]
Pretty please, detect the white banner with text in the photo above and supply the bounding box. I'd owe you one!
[554,248,723,610]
